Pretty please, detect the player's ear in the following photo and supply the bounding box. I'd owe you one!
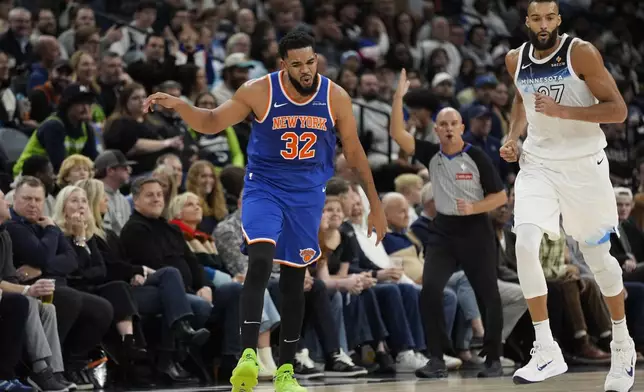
[279,58,286,70]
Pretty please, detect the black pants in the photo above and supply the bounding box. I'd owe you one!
[0,293,29,380]
[53,286,114,359]
[421,213,503,361]
[89,281,139,323]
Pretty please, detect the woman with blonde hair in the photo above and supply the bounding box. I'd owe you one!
[76,179,213,380]
[152,165,179,219]
[57,154,94,190]
[53,185,145,362]
[168,192,280,379]
[185,160,227,233]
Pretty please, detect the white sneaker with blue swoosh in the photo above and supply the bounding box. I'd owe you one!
[605,338,636,392]
[512,341,567,384]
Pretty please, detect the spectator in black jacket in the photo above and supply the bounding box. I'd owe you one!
[4,176,113,377]
[610,187,644,283]
[120,177,219,331]
[127,34,179,95]
[0,8,33,77]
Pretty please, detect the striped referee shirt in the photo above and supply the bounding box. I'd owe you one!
[414,140,504,216]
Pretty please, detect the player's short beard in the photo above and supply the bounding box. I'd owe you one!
[528,27,559,51]
[288,71,319,96]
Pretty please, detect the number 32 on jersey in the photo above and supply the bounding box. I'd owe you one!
[280,132,317,160]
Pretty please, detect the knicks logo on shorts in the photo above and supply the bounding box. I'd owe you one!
[299,248,316,263]
[456,173,473,180]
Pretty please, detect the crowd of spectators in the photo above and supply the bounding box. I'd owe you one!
[0,0,643,390]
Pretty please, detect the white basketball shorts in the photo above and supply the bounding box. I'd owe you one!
[513,150,618,244]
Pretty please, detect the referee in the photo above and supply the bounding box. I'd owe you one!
[390,70,508,378]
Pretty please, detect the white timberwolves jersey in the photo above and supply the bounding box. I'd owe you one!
[514,34,607,160]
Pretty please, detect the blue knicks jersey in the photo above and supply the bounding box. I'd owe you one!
[246,71,337,191]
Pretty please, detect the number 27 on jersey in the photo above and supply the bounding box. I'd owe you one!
[280,132,317,160]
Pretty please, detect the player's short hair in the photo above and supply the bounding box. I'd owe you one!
[278,30,315,60]
[530,0,559,5]
[404,88,439,113]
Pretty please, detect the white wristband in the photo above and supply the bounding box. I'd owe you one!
[22,285,30,296]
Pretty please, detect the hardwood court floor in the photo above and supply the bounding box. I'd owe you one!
[125,368,644,391]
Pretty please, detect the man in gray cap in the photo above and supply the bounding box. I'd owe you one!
[94,149,136,235]
[212,52,254,105]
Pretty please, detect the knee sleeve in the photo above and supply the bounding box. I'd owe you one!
[579,241,624,297]
[514,224,548,299]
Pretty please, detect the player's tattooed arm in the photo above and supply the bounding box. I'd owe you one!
[505,49,527,142]
[563,40,628,124]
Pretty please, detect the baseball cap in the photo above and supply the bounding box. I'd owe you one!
[52,59,73,74]
[341,50,361,65]
[431,72,454,88]
[470,105,492,119]
[475,74,498,88]
[94,150,137,173]
[61,83,96,106]
[223,53,255,70]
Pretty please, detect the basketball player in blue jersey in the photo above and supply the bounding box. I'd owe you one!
[501,1,635,391]
[143,31,387,392]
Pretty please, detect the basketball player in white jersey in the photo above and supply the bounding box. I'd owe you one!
[501,0,635,391]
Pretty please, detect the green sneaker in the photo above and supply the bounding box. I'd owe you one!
[274,364,307,392]
[230,348,259,392]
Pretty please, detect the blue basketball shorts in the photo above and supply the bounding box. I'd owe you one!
[240,181,326,267]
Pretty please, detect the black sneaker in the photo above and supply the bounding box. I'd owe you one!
[470,336,484,350]
[324,350,368,378]
[54,374,76,391]
[27,368,69,392]
[293,349,323,379]
[477,360,503,378]
[374,352,396,374]
[415,357,448,379]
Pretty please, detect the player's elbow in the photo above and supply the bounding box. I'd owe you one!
[615,102,628,123]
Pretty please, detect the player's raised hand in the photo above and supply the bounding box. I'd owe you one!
[143,92,184,113]
[367,206,387,245]
[500,139,519,162]
[394,69,411,99]
[534,92,562,117]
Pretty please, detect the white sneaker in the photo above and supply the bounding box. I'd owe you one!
[512,341,568,384]
[443,355,463,370]
[605,338,636,392]
[395,350,427,373]
[256,353,275,381]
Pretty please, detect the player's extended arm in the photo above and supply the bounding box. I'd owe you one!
[561,41,628,123]
[332,85,387,243]
[505,50,528,142]
[144,80,258,135]
[389,69,416,154]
